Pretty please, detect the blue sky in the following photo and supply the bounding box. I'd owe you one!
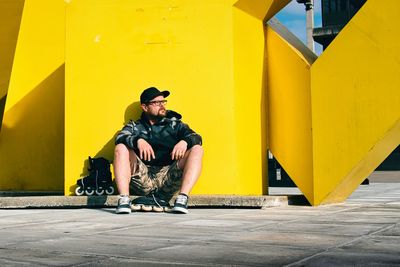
[274,0,323,55]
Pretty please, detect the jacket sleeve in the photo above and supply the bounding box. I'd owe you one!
[177,122,202,149]
[115,120,143,150]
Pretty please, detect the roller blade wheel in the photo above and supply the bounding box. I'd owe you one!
[85,188,95,196]
[75,186,84,196]
[105,186,115,195]
[95,189,105,196]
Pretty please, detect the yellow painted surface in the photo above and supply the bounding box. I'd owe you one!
[2,0,396,205]
[232,7,265,194]
[269,0,400,205]
[311,0,400,205]
[0,0,65,191]
[64,0,285,195]
[234,0,290,21]
[266,26,314,203]
[0,0,25,124]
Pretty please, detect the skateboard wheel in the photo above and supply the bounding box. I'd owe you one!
[152,206,164,212]
[131,204,141,211]
[141,205,152,212]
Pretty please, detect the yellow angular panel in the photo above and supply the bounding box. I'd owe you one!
[269,0,399,205]
[234,0,290,21]
[0,0,65,191]
[65,0,287,195]
[0,0,25,126]
[232,3,266,195]
[266,21,315,203]
[311,0,400,205]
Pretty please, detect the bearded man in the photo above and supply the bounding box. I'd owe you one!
[114,87,203,214]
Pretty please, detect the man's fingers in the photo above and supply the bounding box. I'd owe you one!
[139,142,155,161]
[171,144,187,160]
[171,148,177,160]
[176,149,184,159]
[146,149,151,161]
[142,149,147,161]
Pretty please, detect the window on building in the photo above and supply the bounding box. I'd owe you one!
[339,0,347,11]
[330,0,336,12]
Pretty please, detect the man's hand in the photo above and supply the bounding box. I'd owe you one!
[171,140,188,160]
[137,138,155,161]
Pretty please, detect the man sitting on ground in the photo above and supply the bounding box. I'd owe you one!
[114,87,203,214]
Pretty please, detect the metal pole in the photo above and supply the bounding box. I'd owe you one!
[297,0,315,52]
[306,0,315,52]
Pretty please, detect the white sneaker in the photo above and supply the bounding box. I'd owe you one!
[116,195,131,214]
[170,194,189,214]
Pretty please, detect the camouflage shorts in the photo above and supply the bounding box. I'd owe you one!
[129,157,183,201]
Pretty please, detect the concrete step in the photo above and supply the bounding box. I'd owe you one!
[0,194,308,209]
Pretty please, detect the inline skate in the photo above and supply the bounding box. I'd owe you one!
[75,156,115,196]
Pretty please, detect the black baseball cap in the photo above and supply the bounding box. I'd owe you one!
[140,87,170,104]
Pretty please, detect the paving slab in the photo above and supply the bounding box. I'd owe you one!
[0,183,399,266]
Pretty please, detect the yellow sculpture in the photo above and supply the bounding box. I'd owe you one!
[0,0,398,205]
[268,0,400,205]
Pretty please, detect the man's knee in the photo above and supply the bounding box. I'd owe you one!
[114,144,129,158]
[115,144,137,158]
[179,145,203,170]
[189,145,204,157]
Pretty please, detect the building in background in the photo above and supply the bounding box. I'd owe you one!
[313,0,366,49]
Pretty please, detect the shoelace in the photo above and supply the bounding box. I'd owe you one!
[119,195,130,205]
[151,193,162,209]
[175,195,187,205]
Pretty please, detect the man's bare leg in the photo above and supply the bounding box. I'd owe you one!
[170,145,203,213]
[177,145,204,195]
[114,144,137,196]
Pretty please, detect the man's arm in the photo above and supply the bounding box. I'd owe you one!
[115,120,143,150]
[177,122,202,149]
[115,121,155,161]
[171,122,202,160]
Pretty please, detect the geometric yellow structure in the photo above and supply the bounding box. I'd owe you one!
[64,0,289,195]
[0,0,291,195]
[266,20,315,204]
[1,0,398,206]
[0,0,25,127]
[268,0,400,205]
[310,0,400,204]
[0,0,65,191]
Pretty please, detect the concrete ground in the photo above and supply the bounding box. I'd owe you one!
[1,181,400,266]
[368,171,400,183]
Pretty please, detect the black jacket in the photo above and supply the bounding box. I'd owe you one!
[115,110,202,166]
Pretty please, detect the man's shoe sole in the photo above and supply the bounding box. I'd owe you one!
[170,206,188,214]
[116,207,131,214]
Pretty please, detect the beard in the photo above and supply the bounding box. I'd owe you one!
[148,109,166,121]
